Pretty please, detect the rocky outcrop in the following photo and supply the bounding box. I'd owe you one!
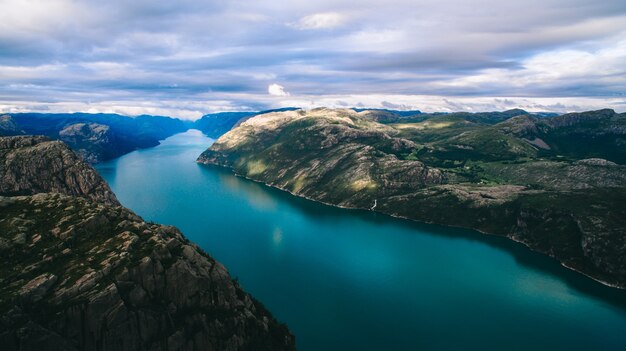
[575,158,618,167]
[0,135,295,350]
[0,194,295,351]
[546,108,619,129]
[199,108,445,208]
[58,123,116,163]
[537,109,626,164]
[198,108,626,289]
[0,136,119,206]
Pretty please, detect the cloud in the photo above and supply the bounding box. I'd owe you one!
[268,83,290,97]
[2,93,624,120]
[274,94,626,114]
[291,12,346,30]
[0,0,625,116]
[435,36,626,96]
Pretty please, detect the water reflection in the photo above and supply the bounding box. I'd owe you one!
[272,227,283,245]
[210,167,278,210]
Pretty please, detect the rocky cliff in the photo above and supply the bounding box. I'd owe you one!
[199,109,445,208]
[0,136,119,206]
[0,136,295,351]
[58,123,117,163]
[198,108,626,289]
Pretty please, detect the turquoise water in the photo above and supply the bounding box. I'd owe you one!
[97,130,626,351]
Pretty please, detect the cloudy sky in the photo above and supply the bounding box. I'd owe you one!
[1,0,625,119]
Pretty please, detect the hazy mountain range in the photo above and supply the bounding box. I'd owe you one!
[0,108,564,163]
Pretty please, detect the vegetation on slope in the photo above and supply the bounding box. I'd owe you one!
[198,107,626,289]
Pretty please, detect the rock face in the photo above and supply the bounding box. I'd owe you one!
[58,123,116,163]
[199,108,445,208]
[0,136,119,206]
[0,136,295,350]
[198,108,626,289]
[0,194,294,351]
[8,113,190,163]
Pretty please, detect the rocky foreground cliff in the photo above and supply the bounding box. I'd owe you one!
[0,136,295,351]
[0,136,119,206]
[198,108,626,289]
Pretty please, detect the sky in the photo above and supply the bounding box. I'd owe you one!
[0,0,625,120]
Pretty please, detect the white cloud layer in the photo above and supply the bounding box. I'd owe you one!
[2,94,622,121]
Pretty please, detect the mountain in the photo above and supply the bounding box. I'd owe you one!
[0,115,24,136]
[355,108,539,125]
[351,108,423,123]
[0,136,119,205]
[198,108,626,289]
[6,113,189,163]
[352,108,422,116]
[194,112,259,139]
[58,123,119,163]
[539,109,626,164]
[193,108,300,139]
[0,136,295,350]
[374,108,626,166]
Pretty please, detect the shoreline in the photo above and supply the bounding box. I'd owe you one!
[197,160,625,291]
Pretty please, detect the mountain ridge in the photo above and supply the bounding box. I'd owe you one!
[198,108,626,289]
[3,113,189,163]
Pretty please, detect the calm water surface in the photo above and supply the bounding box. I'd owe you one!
[97,130,626,351]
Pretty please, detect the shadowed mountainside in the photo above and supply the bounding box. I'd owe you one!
[3,113,189,163]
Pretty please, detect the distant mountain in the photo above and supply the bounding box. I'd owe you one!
[351,108,423,123]
[347,108,560,125]
[198,108,626,289]
[539,109,626,164]
[415,108,626,165]
[58,123,118,163]
[0,115,24,136]
[193,108,300,138]
[194,112,259,139]
[352,108,422,116]
[6,113,188,163]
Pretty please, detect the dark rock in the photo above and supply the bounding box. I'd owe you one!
[0,136,296,349]
[58,123,116,163]
[0,136,119,206]
[0,194,295,351]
